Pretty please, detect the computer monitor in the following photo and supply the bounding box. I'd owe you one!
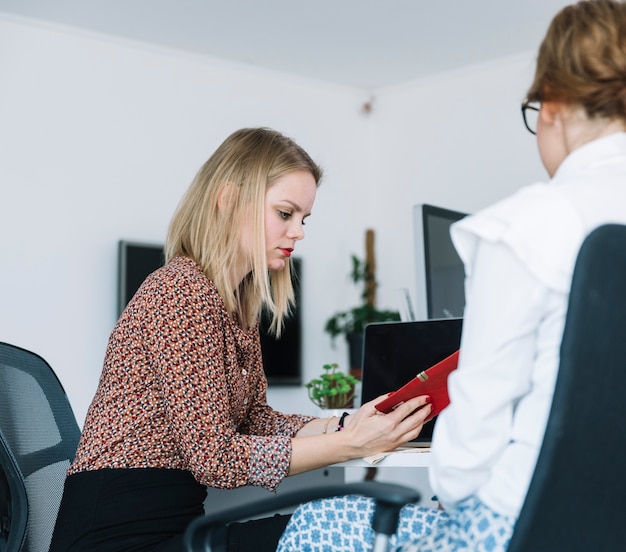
[117,240,303,385]
[118,241,165,317]
[258,257,303,386]
[413,204,467,320]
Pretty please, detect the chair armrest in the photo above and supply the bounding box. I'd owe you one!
[184,480,421,552]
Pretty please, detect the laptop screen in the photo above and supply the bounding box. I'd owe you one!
[360,318,463,444]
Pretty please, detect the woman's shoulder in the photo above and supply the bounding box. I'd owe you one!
[132,256,224,315]
[159,255,206,281]
[453,184,585,292]
[151,256,214,292]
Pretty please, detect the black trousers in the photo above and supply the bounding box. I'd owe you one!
[226,514,291,551]
[50,468,289,552]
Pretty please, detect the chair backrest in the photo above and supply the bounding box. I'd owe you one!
[0,343,80,552]
[508,224,626,551]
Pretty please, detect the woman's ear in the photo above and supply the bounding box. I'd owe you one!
[540,100,569,129]
[539,101,558,126]
[217,182,238,211]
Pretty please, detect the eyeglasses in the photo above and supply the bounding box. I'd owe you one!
[521,99,540,135]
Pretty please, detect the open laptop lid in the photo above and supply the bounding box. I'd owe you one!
[360,318,463,445]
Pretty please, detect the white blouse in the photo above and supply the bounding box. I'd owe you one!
[430,132,626,518]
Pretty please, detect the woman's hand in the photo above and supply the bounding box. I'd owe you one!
[339,394,432,458]
[288,394,431,475]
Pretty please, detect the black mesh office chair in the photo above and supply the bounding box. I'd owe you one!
[508,223,626,551]
[0,343,80,552]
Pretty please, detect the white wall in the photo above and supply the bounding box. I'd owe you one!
[0,15,550,426]
[0,16,372,422]
[366,56,548,314]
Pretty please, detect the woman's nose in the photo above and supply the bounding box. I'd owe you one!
[288,222,305,241]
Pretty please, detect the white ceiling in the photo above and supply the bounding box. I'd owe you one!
[0,0,572,90]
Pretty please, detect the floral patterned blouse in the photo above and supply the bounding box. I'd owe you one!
[68,256,313,492]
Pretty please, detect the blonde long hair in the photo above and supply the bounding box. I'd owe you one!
[165,128,322,335]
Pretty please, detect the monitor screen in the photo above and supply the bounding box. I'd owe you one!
[117,240,302,385]
[413,204,467,320]
[259,257,302,386]
[118,241,165,316]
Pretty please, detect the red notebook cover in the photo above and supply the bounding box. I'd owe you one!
[374,349,460,422]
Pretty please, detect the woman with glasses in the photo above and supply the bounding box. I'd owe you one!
[278,1,626,550]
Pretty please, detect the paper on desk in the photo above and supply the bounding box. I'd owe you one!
[363,446,431,465]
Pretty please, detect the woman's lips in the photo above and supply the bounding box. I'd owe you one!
[280,248,293,258]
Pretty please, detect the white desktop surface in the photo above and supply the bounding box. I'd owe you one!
[335,447,431,468]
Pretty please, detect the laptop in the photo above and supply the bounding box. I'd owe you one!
[360,318,463,446]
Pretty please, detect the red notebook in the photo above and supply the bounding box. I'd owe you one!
[374,349,460,422]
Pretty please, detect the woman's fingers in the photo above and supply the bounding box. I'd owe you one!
[343,394,434,455]
[392,394,430,413]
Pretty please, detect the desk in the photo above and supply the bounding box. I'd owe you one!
[204,449,432,516]
[337,448,435,507]
[335,447,431,469]
[204,466,343,515]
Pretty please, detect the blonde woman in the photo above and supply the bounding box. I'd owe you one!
[278,1,626,550]
[50,128,431,551]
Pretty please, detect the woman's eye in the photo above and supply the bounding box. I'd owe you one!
[278,210,291,220]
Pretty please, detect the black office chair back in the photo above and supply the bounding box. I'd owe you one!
[508,224,626,551]
[0,343,80,552]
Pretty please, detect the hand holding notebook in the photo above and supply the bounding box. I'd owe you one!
[375,350,460,422]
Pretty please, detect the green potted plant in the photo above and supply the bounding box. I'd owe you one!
[323,253,401,342]
[324,233,401,376]
[306,363,359,410]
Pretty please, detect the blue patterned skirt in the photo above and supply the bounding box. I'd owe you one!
[277,494,515,552]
